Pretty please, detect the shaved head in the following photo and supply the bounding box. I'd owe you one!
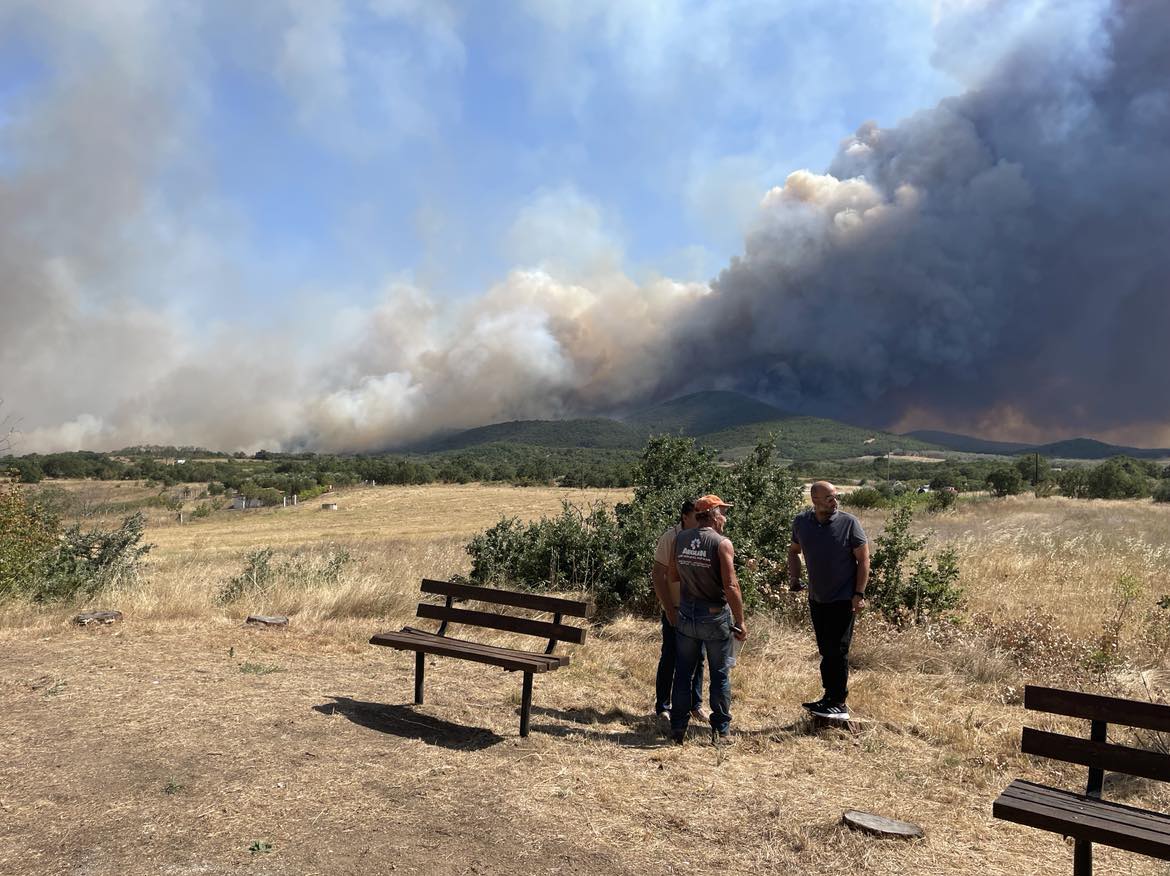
[811,481,835,498]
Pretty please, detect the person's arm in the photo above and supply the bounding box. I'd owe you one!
[665,549,680,626]
[788,540,804,589]
[652,561,677,625]
[851,542,870,613]
[719,540,747,640]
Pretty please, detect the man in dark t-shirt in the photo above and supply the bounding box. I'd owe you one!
[788,481,869,720]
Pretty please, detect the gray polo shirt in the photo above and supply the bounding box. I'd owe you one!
[791,509,867,603]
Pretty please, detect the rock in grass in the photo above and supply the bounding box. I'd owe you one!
[245,615,289,628]
[842,810,924,839]
[74,610,123,626]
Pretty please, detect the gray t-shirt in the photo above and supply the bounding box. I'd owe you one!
[674,526,728,604]
[791,509,867,603]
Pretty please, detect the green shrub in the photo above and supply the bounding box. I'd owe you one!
[1154,481,1170,504]
[217,545,352,604]
[1086,457,1150,499]
[843,487,887,510]
[0,486,152,602]
[867,503,962,623]
[0,487,59,599]
[985,466,1024,497]
[1059,467,1091,498]
[465,435,802,614]
[926,488,957,513]
[37,513,152,602]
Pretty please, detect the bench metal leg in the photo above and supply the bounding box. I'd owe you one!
[519,672,533,737]
[1073,839,1091,876]
[414,651,426,705]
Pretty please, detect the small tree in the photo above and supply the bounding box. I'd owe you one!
[867,503,962,623]
[1086,457,1150,499]
[1059,467,1091,499]
[1014,454,1051,487]
[985,466,1024,497]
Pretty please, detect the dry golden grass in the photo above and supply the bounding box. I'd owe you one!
[1,484,1168,875]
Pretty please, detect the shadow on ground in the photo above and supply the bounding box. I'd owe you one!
[529,706,828,749]
[315,696,504,751]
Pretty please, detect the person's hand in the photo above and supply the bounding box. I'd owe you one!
[733,622,748,641]
[666,607,679,627]
[851,593,867,614]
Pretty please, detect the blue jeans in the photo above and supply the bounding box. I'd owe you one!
[656,612,704,714]
[670,600,733,735]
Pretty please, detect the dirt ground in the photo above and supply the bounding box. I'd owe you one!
[3,616,1167,876]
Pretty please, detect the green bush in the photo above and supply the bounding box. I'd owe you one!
[465,435,802,614]
[926,489,957,513]
[1153,481,1170,504]
[843,487,887,510]
[985,466,1024,497]
[867,503,962,623]
[1086,457,1150,499]
[1059,467,1091,498]
[37,513,152,602]
[0,487,152,602]
[0,487,59,599]
[218,545,352,604]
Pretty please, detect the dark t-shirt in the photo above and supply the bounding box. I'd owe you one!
[791,509,867,603]
[674,526,728,604]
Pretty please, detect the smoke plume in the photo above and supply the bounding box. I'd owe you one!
[3,0,1168,453]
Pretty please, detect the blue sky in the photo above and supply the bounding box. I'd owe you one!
[175,1,959,302]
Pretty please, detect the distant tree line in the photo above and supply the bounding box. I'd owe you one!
[1,444,638,492]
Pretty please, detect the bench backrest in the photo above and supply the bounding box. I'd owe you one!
[417,578,593,650]
[1023,686,1170,790]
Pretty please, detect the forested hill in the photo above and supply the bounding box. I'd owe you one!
[410,418,644,452]
[622,390,790,437]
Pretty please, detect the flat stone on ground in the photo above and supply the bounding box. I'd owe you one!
[842,809,924,839]
[245,615,289,627]
[74,610,123,626]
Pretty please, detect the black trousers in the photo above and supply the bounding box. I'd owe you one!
[809,599,856,704]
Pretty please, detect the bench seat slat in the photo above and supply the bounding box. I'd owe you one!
[421,578,594,618]
[1022,728,1170,783]
[370,630,561,673]
[994,780,1170,860]
[417,602,587,644]
[1026,685,1170,733]
[376,628,564,669]
[398,627,569,667]
[999,780,1170,832]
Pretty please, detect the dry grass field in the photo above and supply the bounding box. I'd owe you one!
[2,483,1169,875]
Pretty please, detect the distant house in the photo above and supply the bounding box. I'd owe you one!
[230,495,266,510]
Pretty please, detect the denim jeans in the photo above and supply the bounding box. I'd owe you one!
[656,612,704,714]
[670,599,733,735]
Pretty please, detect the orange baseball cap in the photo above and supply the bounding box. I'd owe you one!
[693,494,733,513]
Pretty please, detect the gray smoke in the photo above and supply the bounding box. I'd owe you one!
[681,0,1170,445]
[3,0,1168,453]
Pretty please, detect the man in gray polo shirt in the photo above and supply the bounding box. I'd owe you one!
[788,481,869,719]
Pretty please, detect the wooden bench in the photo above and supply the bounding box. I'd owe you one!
[993,685,1170,873]
[370,579,593,737]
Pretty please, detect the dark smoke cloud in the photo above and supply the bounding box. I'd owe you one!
[682,0,1170,444]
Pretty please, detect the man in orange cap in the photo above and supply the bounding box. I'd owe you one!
[666,494,748,743]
